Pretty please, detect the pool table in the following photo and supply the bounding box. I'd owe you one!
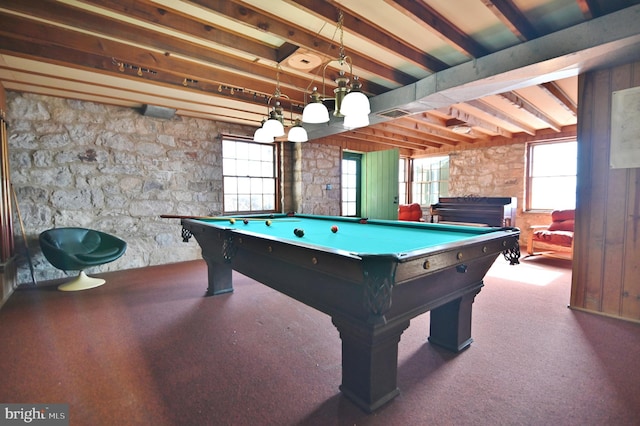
[179,213,520,412]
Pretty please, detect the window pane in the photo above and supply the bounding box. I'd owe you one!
[224,177,237,192]
[342,156,360,217]
[222,139,276,213]
[399,159,407,204]
[249,145,261,161]
[250,178,262,193]
[250,194,263,210]
[263,196,274,210]
[238,195,250,211]
[236,159,249,177]
[224,195,237,211]
[236,142,249,159]
[238,177,251,193]
[528,141,577,210]
[261,162,273,177]
[222,140,235,157]
[261,145,273,161]
[223,158,236,175]
[412,156,449,206]
[263,178,275,194]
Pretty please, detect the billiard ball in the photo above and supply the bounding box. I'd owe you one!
[331,225,338,233]
[294,228,304,237]
[243,219,249,224]
[266,220,272,226]
[229,218,236,224]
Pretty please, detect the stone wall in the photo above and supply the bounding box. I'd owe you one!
[7,93,240,284]
[7,92,342,285]
[282,141,342,215]
[449,144,525,199]
[299,142,342,215]
[448,143,550,244]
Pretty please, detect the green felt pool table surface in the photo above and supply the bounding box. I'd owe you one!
[196,213,503,257]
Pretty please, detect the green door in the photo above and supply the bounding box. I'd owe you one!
[361,149,399,220]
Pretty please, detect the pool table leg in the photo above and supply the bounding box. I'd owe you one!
[332,317,410,413]
[428,287,482,352]
[202,257,233,296]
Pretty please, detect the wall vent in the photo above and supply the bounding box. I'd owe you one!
[377,108,410,119]
[140,104,176,119]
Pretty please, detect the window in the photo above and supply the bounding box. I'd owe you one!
[412,156,449,205]
[399,158,408,204]
[222,138,277,214]
[526,141,577,211]
[342,152,361,216]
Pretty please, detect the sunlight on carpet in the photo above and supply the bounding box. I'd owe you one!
[486,259,564,286]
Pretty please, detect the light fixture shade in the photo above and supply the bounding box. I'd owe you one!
[253,127,275,143]
[302,102,330,124]
[262,118,285,137]
[341,91,370,117]
[287,125,308,142]
[343,113,369,129]
[302,87,330,124]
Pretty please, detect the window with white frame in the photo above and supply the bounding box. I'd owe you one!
[399,158,407,204]
[412,156,449,205]
[222,138,277,214]
[342,153,361,217]
[526,140,577,211]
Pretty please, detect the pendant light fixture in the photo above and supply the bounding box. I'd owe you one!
[301,10,371,127]
[254,65,308,143]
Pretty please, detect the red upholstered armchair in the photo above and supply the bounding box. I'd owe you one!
[398,203,425,222]
[527,209,574,260]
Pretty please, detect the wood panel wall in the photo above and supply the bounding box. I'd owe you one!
[571,61,640,322]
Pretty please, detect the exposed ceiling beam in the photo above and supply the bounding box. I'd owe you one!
[0,0,634,155]
[466,99,537,135]
[343,126,444,150]
[396,118,473,144]
[0,11,313,113]
[293,0,449,73]
[498,91,561,132]
[303,4,640,140]
[540,82,578,115]
[433,107,514,138]
[481,0,540,41]
[79,0,278,60]
[195,0,411,90]
[378,121,461,146]
[386,0,491,57]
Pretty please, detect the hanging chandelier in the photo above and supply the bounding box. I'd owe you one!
[253,65,309,143]
[301,10,371,128]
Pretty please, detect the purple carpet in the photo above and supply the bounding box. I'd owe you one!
[0,257,638,425]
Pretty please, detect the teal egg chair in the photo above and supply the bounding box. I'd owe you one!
[39,227,127,291]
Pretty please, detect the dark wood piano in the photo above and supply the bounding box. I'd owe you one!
[430,197,517,227]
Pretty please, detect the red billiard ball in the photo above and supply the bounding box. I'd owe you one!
[331,225,338,233]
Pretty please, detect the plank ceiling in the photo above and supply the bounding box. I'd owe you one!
[1,0,640,156]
